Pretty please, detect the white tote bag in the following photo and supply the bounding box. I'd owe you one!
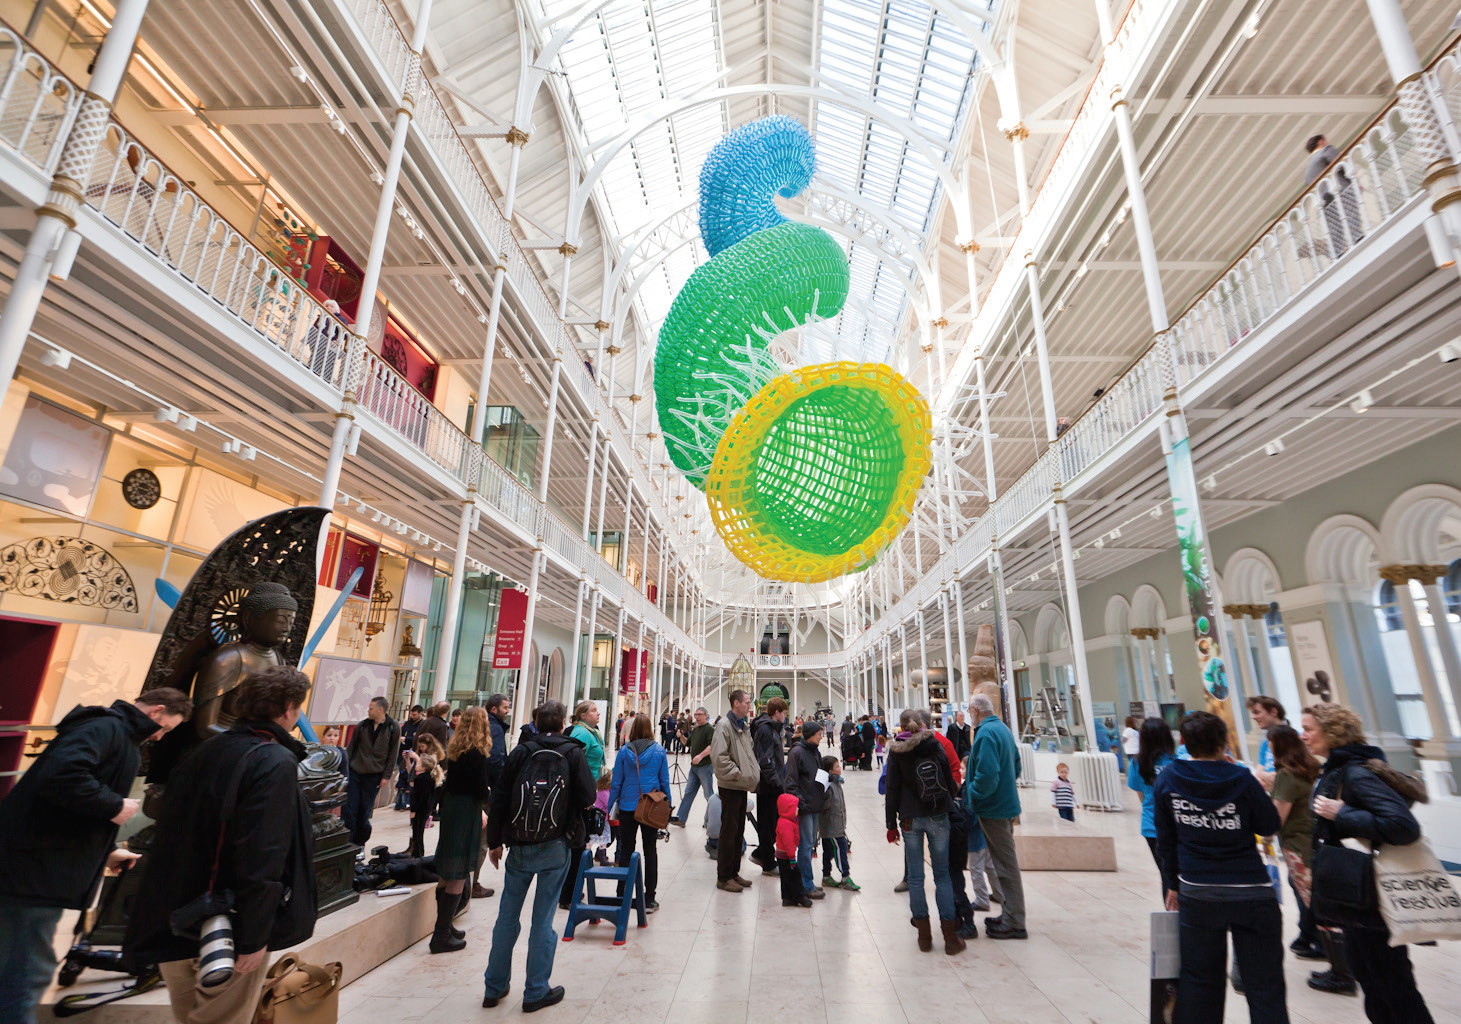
[1373,837,1461,946]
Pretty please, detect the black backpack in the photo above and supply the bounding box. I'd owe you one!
[914,754,946,803]
[508,742,570,844]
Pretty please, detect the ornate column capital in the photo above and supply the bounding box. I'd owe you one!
[557,242,578,256]
[1379,563,1450,585]
[959,239,980,254]
[1131,627,1162,640]
[1002,121,1029,142]
[505,126,530,147]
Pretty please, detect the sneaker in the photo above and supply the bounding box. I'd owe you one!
[669,818,685,828]
[1307,970,1357,995]
[646,900,660,914]
[838,877,861,892]
[716,879,744,893]
[781,898,805,908]
[956,921,980,940]
[798,897,813,908]
[985,922,1028,940]
[522,987,565,1013]
[762,864,780,877]
[807,887,826,900]
[822,876,838,889]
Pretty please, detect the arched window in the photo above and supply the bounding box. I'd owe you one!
[1446,558,1460,617]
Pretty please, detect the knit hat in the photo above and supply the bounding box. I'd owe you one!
[802,720,824,739]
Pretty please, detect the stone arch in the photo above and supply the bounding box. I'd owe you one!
[1305,514,1382,584]
[1379,484,1461,565]
[1104,595,1132,637]
[1008,619,1029,661]
[1131,585,1168,629]
[1035,603,1070,654]
[1222,547,1283,604]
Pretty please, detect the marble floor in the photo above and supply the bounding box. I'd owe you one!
[343,763,1461,1024]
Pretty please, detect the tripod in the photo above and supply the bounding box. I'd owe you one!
[667,749,688,803]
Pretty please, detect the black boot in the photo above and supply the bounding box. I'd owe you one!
[430,890,467,953]
[1307,931,1357,995]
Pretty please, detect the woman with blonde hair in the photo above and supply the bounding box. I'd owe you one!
[1303,702,1433,1023]
[559,700,606,908]
[429,706,493,954]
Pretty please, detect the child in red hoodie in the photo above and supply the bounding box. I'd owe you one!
[776,792,810,907]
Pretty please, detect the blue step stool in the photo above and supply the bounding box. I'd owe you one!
[562,850,646,945]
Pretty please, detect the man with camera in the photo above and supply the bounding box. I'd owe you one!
[0,688,191,1024]
[126,668,317,1024]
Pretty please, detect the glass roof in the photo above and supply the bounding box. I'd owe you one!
[532,0,990,349]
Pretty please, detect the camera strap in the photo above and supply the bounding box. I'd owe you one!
[207,738,276,896]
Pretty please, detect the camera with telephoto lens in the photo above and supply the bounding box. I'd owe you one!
[197,914,236,987]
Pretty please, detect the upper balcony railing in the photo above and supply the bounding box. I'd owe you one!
[0,26,80,177]
[76,119,477,487]
[332,0,689,568]
[844,68,1437,663]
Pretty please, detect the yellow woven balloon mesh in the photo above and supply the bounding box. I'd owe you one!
[705,362,931,583]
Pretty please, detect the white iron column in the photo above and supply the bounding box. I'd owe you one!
[565,577,587,707]
[0,0,151,389]
[953,580,971,703]
[1421,573,1461,725]
[1385,569,1454,742]
[511,548,545,740]
[1053,484,1098,746]
[431,499,475,702]
[1023,255,1059,441]
[321,0,435,505]
[471,128,527,424]
[535,356,563,502]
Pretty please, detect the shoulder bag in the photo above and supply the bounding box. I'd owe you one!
[252,954,341,1024]
[631,748,671,830]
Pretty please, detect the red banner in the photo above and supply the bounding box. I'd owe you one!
[620,649,650,693]
[492,588,529,669]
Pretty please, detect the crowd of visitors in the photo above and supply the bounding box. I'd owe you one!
[1,664,1447,1024]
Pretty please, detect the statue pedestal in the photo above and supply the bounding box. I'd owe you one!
[312,817,359,917]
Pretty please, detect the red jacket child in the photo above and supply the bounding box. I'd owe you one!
[775,792,801,860]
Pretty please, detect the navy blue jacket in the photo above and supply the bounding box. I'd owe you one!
[1153,757,1279,894]
[486,712,507,789]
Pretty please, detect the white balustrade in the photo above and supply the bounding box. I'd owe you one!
[0,27,80,174]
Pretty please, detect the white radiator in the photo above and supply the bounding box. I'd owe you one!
[1071,751,1124,811]
[1017,743,1037,788]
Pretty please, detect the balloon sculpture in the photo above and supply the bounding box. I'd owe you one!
[655,116,931,583]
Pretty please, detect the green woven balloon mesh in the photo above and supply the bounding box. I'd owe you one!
[655,220,850,485]
[749,385,906,556]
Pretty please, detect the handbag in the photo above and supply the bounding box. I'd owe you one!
[631,748,671,830]
[1311,837,1377,918]
[1373,836,1461,945]
[252,954,341,1024]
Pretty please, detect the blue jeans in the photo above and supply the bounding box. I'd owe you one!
[903,813,955,922]
[675,763,714,822]
[798,813,820,891]
[483,840,571,1003]
[0,898,63,1024]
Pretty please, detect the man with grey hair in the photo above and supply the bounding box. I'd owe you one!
[966,694,1026,939]
[670,706,715,827]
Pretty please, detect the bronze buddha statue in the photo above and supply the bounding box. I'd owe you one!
[191,582,297,735]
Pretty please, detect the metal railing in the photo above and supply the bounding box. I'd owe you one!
[77,121,476,487]
[847,82,1435,664]
[0,26,79,175]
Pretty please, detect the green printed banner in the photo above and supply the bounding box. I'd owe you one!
[1163,436,1238,753]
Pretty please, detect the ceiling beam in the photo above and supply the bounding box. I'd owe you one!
[1192,94,1389,116]
[151,105,328,126]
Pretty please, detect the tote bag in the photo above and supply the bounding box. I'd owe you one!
[1373,837,1461,946]
[252,954,341,1024]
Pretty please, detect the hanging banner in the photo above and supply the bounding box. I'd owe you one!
[1163,435,1238,753]
[620,649,650,694]
[492,588,530,669]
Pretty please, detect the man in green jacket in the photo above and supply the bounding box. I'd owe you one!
[670,707,715,827]
[965,694,1026,939]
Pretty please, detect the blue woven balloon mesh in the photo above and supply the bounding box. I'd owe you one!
[697,115,816,258]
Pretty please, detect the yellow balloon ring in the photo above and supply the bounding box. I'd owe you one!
[705,361,931,583]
